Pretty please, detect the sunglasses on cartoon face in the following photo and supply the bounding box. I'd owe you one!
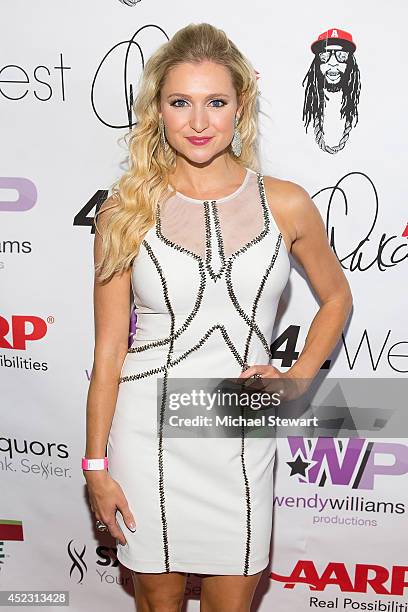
[319,49,349,63]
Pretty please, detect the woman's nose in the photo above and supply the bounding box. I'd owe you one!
[189,109,209,132]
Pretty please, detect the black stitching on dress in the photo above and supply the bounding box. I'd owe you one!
[120,173,283,383]
[118,172,285,576]
[142,241,172,572]
[224,172,283,363]
[120,323,245,383]
[242,233,283,364]
[204,200,227,281]
[155,173,270,273]
[127,241,206,354]
[241,408,251,575]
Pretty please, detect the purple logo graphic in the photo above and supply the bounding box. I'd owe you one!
[129,306,137,347]
[287,437,408,490]
[0,178,37,212]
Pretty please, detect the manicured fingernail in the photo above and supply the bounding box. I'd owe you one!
[129,522,136,531]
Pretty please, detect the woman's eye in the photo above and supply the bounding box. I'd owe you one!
[210,99,226,107]
[171,99,188,107]
[170,99,227,108]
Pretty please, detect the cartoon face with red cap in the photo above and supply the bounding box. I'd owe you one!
[313,28,356,91]
[303,27,361,153]
[318,44,350,90]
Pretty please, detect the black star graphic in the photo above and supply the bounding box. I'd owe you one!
[286,454,312,477]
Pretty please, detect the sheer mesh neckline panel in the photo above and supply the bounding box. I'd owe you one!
[167,167,251,203]
[158,169,265,260]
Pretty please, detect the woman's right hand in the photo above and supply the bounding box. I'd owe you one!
[84,471,136,545]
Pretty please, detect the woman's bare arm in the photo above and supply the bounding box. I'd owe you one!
[85,196,132,459]
[83,196,136,544]
[264,177,353,380]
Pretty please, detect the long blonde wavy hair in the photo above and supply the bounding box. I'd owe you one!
[94,22,260,284]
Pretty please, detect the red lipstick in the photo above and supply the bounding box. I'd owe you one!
[186,136,213,146]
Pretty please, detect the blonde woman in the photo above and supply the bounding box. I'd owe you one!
[83,22,352,612]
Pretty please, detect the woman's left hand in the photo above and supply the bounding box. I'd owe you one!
[238,364,310,401]
[238,364,285,380]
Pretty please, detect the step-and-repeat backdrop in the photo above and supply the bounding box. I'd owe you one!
[2,1,407,610]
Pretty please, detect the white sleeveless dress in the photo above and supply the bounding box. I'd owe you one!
[107,167,291,575]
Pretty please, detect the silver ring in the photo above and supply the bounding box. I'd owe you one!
[243,362,262,379]
[95,520,108,532]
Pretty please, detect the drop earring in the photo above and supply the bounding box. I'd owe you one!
[159,116,169,151]
[231,115,242,157]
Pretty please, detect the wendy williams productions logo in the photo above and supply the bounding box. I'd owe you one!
[303,28,361,154]
[286,437,408,490]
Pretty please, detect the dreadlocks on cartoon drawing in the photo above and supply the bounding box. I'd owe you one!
[302,28,361,154]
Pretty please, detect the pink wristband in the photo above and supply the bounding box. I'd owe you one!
[82,457,108,470]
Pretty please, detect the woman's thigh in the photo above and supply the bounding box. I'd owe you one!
[200,571,264,612]
[131,570,187,611]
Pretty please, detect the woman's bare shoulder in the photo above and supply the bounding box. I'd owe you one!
[263,175,311,208]
[262,175,319,245]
